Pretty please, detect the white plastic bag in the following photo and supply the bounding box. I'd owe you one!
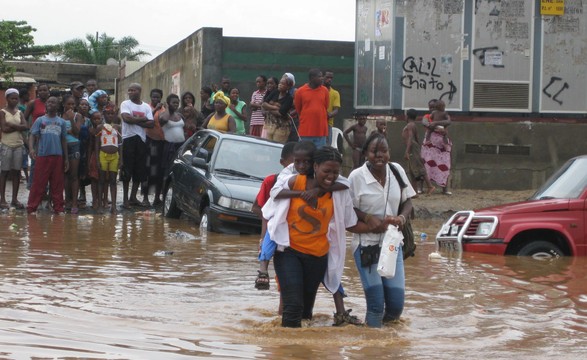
[377,225,404,278]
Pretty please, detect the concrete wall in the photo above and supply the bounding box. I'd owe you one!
[1,60,117,107]
[6,60,117,91]
[221,36,354,123]
[117,28,221,105]
[379,120,587,190]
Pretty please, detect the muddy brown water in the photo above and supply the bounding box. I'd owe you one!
[1,214,586,359]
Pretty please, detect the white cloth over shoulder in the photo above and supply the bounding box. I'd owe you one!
[262,176,357,293]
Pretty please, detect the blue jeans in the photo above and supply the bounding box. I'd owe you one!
[274,247,328,327]
[300,136,327,148]
[353,246,405,328]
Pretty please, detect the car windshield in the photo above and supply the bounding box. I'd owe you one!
[213,139,283,179]
[531,157,587,200]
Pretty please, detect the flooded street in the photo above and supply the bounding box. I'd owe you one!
[1,214,586,359]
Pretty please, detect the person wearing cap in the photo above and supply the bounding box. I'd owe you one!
[293,68,330,148]
[0,89,29,209]
[120,83,154,209]
[70,81,85,110]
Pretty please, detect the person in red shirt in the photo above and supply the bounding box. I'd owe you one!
[293,69,330,148]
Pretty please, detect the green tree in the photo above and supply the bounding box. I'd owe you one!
[56,33,150,65]
[0,20,55,81]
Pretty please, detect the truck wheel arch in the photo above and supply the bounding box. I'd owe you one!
[505,229,571,256]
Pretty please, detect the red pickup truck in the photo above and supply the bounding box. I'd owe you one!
[436,155,587,259]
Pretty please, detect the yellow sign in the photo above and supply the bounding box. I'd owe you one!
[541,0,565,15]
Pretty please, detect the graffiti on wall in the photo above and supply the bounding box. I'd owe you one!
[542,76,570,106]
[400,56,458,103]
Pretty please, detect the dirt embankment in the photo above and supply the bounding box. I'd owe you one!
[412,189,535,220]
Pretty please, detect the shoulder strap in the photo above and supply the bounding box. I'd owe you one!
[388,163,407,189]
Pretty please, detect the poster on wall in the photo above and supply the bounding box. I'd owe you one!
[484,51,503,66]
[171,71,181,96]
[541,0,565,15]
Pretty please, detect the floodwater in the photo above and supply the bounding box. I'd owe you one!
[1,214,586,359]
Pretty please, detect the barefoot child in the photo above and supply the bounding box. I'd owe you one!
[403,109,435,195]
[371,118,387,137]
[343,114,368,169]
[96,107,122,214]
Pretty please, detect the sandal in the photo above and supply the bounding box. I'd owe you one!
[0,202,9,210]
[333,309,363,327]
[255,271,270,290]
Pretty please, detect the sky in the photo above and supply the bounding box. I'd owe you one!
[6,0,357,62]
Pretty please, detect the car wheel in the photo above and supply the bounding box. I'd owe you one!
[517,241,563,260]
[163,187,181,219]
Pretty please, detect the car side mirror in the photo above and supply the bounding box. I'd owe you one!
[192,157,208,170]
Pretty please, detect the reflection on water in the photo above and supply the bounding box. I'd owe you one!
[0,215,586,359]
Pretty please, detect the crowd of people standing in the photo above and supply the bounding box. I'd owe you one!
[0,68,345,214]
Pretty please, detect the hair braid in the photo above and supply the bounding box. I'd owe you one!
[313,146,342,165]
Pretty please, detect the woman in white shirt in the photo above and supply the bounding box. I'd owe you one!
[348,132,416,328]
[159,94,185,197]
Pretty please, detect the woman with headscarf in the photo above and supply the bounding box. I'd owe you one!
[202,92,236,133]
[88,89,108,114]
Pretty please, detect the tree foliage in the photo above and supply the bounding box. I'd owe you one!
[56,33,150,65]
[0,21,55,81]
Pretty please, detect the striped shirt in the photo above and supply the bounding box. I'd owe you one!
[249,89,266,126]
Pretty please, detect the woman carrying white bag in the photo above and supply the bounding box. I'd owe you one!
[348,132,416,328]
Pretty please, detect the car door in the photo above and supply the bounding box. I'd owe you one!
[173,131,209,212]
[186,134,218,218]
